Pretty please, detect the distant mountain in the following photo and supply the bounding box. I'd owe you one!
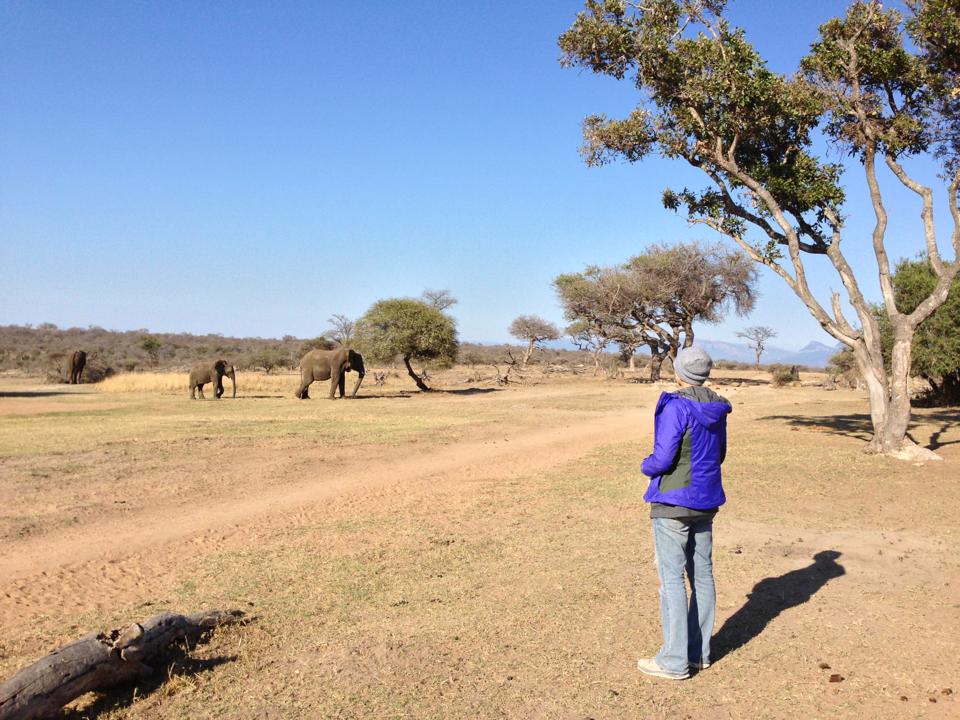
[473,338,842,368]
[697,339,840,368]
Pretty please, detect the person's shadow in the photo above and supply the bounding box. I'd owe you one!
[711,550,845,662]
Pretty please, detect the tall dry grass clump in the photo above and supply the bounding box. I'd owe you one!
[97,371,300,395]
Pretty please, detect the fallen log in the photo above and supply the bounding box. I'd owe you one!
[0,609,244,720]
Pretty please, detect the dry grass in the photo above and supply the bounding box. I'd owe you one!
[96,371,302,395]
[94,367,493,395]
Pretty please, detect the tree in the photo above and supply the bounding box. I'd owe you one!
[252,348,290,374]
[326,314,355,346]
[139,335,161,365]
[555,241,756,379]
[566,319,612,374]
[354,299,458,391]
[300,336,337,355]
[509,315,560,367]
[421,288,458,312]
[737,326,778,367]
[554,265,645,371]
[560,0,960,459]
[878,258,960,404]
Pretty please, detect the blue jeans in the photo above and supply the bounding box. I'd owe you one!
[652,516,716,675]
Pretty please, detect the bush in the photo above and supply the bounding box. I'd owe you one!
[827,348,860,388]
[769,364,800,387]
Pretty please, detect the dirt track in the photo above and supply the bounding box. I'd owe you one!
[1,384,651,628]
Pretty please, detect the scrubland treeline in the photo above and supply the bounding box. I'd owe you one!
[0,324,608,382]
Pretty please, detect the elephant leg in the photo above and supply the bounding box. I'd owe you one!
[198,384,206,399]
[339,373,346,398]
[329,369,341,400]
[296,377,311,399]
[191,385,196,399]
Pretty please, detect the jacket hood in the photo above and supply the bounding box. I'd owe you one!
[672,386,731,430]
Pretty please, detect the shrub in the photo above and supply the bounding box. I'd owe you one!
[769,364,800,387]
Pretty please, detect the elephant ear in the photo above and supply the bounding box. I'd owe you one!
[350,350,365,372]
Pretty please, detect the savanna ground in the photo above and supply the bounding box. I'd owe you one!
[1,367,958,719]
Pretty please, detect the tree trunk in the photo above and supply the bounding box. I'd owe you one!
[0,609,243,720]
[403,355,431,391]
[849,327,940,461]
[650,352,666,382]
[592,350,602,375]
[876,330,915,453]
[521,341,535,368]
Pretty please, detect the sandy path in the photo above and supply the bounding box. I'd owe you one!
[0,391,651,628]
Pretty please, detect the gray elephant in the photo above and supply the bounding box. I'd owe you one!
[69,350,87,384]
[296,348,365,399]
[189,360,236,399]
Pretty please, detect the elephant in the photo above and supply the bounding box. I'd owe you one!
[296,347,365,399]
[189,360,236,400]
[69,350,87,384]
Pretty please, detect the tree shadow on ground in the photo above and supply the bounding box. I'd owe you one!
[710,376,769,387]
[760,410,960,450]
[61,651,238,719]
[711,550,845,663]
[349,393,412,400]
[0,390,78,398]
[440,388,503,396]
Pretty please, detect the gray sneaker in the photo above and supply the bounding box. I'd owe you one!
[689,660,711,670]
[637,657,690,680]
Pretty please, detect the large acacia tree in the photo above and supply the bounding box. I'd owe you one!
[560,0,960,458]
[509,315,561,366]
[555,241,756,379]
[354,298,458,391]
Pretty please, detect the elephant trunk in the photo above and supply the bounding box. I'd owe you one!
[351,370,364,398]
[229,367,237,398]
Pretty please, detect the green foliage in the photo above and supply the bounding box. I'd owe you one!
[139,334,162,364]
[560,0,847,251]
[560,0,959,250]
[827,347,860,387]
[877,258,960,403]
[252,348,292,374]
[354,298,459,366]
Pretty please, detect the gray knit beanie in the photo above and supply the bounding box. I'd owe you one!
[674,346,713,386]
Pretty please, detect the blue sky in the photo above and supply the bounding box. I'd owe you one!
[1,0,954,349]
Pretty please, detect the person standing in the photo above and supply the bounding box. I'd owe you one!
[637,346,731,680]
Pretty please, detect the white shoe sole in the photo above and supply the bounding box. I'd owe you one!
[637,658,689,680]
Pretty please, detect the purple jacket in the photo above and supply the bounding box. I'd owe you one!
[641,386,731,510]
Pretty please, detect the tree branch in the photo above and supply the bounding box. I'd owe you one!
[884,153,944,275]
[691,216,857,347]
[863,147,898,316]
